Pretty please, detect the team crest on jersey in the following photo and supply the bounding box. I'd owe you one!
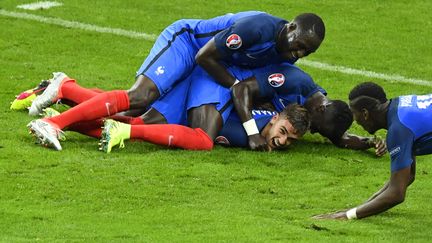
[268,73,285,87]
[226,34,242,50]
[215,136,230,145]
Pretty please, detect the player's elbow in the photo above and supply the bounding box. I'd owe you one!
[195,49,208,66]
[393,192,405,205]
[408,173,415,186]
[387,189,406,206]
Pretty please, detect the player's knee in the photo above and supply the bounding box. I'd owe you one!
[127,90,150,108]
[127,75,160,109]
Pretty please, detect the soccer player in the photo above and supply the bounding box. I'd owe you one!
[99,104,309,152]
[231,64,386,154]
[32,66,310,151]
[98,64,310,152]
[314,82,432,220]
[27,11,325,150]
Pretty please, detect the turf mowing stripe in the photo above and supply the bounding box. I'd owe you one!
[1,9,431,87]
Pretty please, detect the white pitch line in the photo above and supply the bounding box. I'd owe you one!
[0,9,157,41]
[298,60,432,87]
[17,1,63,10]
[0,9,431,87]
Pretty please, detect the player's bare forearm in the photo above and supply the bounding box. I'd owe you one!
[195,39,237,88]
[313,165,414,220]
[231,79,269,151]
[314,184,405,220]
[337,133,373,149]
[231,79,260,123]
[337,133,387,156]
[355,180,408,219]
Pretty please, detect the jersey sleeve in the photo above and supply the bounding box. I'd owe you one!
[387,124,415,172]
[252,63,321,100]
[213,14,266,57]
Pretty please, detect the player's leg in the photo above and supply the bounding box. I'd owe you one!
[100,79,213,152]
[29,73,106,115]
[140,107,167,124]
[100,112,214,153]
[187,105,223,141]
[28,21,198,150]
[59,80,102,105]
[67,115,146,138]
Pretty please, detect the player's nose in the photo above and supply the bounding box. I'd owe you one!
[279,136,288,146]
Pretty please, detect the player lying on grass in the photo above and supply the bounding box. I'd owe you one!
[229,65,386,155]
[24,60,383,155]
[96,64,311,152]
[26,64,310,151]
[43,104,309,152]
[25,11,325,148]
[22,60,331,151]
[314,82,432,220]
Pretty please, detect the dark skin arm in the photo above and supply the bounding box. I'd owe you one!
[306,92,386,155]
[335,132,387,156]
[313,160,416,219]
[231,78,269,151]
[195,38,237,88]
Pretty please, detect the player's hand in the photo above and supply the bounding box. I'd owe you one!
[312,210,347,220]
[248,134,270,151]
[374,138,387,157]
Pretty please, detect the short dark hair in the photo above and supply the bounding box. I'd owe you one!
[280,104,310,136]
[349,82,387,113]
[349,96,381,113]
[293,13,325,41]
[321,100,353,144]
[349,82,387,103]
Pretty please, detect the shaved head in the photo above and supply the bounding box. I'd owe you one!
[293,13,325,41]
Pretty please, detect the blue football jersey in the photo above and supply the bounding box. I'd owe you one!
[215,110,276,147]
[137,11,281,96]
[252,63,325,112]
[387,95,432,172]
[213,13,295,68]
[189,11,265,48]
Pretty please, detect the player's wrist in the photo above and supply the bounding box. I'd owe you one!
[365,137,375,147]
[243,119,259,136]
[346,207,358,219]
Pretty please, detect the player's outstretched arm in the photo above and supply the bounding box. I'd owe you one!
[313,162,415,220]
[195,39,238,88]
[337,132,387,156]
[231,78,269,151]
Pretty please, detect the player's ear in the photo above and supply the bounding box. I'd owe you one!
[362,108,369,120]
[287,22,297,32]
[317,104,326,112]
[270,114,279,124]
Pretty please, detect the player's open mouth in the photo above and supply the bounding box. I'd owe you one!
[272,138,279,148]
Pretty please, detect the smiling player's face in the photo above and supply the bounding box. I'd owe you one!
[265,114,299,150]
[277,24,322,61]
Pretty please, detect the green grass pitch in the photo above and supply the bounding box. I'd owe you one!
[1,0,432,241]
